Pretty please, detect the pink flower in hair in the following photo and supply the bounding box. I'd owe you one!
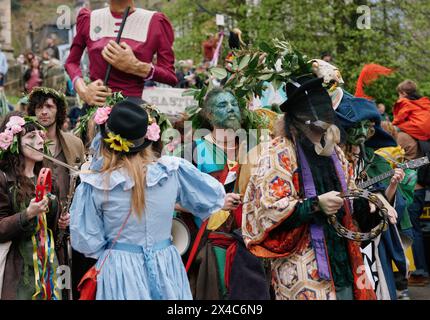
[146,123,161,141]
[39,130,47,141]
[94,107,112,125]
[0,131,14,150]
[6,116,25,134]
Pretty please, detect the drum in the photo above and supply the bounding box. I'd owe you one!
[171,217,191,256]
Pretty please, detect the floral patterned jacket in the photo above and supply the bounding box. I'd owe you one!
[242,136,376,300]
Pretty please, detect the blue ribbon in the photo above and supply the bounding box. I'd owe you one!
[107,239,172,300]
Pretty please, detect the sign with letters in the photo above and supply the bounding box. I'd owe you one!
[142,87,197,118]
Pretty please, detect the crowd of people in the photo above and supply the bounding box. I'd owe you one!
[12,37,62,94]
[0,0,429,301]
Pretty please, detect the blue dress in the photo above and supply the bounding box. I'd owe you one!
[70,156,226,300]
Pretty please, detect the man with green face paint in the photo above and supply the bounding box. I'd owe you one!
[206,90,242,131]
[311,59,412,300]
[344,117,404,204]
[335,91,410,300]
[346,120,376,146]
[192,88,244,217]
[176,88,270,300]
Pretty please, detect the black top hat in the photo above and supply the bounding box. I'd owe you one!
[281,75,330,111]
[280,75,336,128]
[100,100,152,153]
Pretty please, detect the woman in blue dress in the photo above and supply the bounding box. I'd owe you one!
[69,101,226,300]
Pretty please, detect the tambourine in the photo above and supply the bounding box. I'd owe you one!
[35,168,52,202]
[327,189,389,242]
[171,217,191,256]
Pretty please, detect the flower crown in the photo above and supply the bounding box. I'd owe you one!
[0,116,46,159]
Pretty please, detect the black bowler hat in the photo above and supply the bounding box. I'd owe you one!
[100,100,152,153]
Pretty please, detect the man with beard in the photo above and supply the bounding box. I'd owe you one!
[180,88,270,300]
[28,88,86,204]
[27,87,86,299]
[242,75,383,300]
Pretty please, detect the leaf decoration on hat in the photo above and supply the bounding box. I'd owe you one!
[73,92,125,136]
[143,103,173,136]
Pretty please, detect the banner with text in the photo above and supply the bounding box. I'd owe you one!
[142,87,197,119]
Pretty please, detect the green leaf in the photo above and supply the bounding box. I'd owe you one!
[182,89,200,97]
[238,55,251,71]
[271,79,283,91]
[280,71,292,77]
[196,86,208,102]
[224,73,237,86]
[210,67,228,80]
[232,59,239,71]
[10,136,18,154]
[246,53,260,72]
[105,92,125,106]
[258,73,273,81]
[259,41,275,54]
[184,105,202,118]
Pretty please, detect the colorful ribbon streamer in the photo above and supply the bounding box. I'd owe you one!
[31,205,60,300]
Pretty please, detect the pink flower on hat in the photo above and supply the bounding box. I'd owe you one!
[146,123,160,141]
[166,138,180,153]
[94,107,112,125]
[6,116,25,134]
[0,131,14,150]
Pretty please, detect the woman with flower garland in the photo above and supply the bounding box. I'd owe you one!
[0,112,63,300]
[70,100,226,299]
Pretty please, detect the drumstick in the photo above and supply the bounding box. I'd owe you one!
[104,6,131,86]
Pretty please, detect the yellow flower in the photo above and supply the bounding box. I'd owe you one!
[104,132,134,152]
[148,114,154,124]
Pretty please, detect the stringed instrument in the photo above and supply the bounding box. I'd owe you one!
[357,154,430,189]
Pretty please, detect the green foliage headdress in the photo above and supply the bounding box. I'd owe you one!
[184,39,312,131]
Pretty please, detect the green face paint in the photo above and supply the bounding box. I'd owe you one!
[208,92,242,130]
[346,120,375,145]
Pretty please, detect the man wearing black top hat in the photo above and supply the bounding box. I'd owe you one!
[242,75,378,300]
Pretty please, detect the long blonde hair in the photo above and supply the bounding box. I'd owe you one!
[101,144,157,218]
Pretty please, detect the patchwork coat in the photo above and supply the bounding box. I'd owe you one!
[242,136,376,300]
